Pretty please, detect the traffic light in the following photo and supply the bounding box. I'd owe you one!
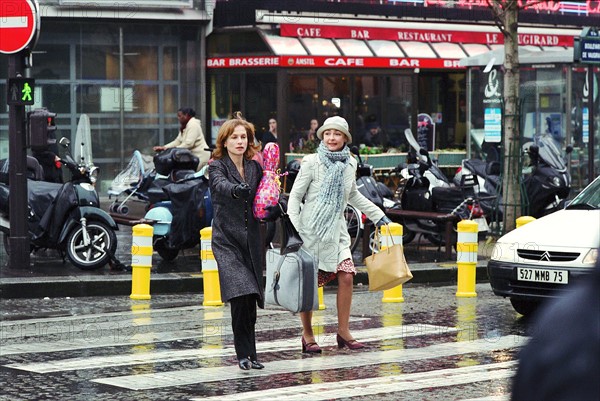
[28,108,57,151]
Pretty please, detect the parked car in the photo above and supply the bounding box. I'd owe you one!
[487,175,600,316]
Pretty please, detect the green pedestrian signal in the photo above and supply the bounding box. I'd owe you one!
[7,78,35,106]
[22,82,32,102]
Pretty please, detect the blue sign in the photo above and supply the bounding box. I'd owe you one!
[484,108,502,143]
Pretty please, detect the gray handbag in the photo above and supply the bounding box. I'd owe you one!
[265,247,318,313]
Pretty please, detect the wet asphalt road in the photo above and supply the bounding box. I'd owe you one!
[0,283,531,401]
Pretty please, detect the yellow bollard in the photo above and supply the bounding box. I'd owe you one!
[200,227,223,307]
[381,222,405,303]
[318,286,326,310]
[456,220,478,298]
[516,216,536,229]
[130,224,153,300]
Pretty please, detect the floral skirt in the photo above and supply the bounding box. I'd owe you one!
[317,258,356,287]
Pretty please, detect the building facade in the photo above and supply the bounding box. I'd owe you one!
[1,0,598,191]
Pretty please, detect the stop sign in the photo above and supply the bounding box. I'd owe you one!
[0,0,38,54]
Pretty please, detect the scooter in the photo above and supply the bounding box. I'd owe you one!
[523,135,573,217]
[143,148,212,261]
[0,137,119,270]
[392,129,489,245]
[454,133,572,219]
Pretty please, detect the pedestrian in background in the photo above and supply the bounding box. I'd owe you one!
[261,118,278,146]
[287,116,391,353]
[511,248,600,401]
[154,107,211,171]
[208,112,265,370]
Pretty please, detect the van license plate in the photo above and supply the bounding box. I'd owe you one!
[517,267,568,284]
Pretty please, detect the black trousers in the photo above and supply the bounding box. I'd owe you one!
[229,294,258,360]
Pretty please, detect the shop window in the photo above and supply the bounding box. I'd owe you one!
[163,47,178,81]
[32,45,71,79]
[209,74,241,142]
[385,76,412,150]
[354,76,383,148]
[245,73,277,138]
[321,75,351,122]
[288,76,319,152]
[123,46,158,80]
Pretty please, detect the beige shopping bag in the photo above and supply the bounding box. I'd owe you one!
[364,227,413,291]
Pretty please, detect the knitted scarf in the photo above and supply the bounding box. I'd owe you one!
[310,142,351,240]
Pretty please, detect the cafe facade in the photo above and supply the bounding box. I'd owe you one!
[207,0,594,177]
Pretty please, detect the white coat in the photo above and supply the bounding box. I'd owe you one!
[164,117,211,171]
[288,153,385,273]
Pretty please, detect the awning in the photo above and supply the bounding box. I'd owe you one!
[241,31,479,70]
[459,47,575,67]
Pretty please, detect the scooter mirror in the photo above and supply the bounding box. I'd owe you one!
[350,146,360,155]
[565,144,574,154]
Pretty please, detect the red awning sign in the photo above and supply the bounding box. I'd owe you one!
[281,24,575,47]
[207,56,463,69]
[0,0,38,54]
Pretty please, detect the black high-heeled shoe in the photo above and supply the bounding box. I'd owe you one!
[251,360,264,369]
[336,334,365,350]
[238,358,251,370]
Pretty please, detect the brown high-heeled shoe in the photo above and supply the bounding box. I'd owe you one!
[336,334,365,350]
[301,336,322,354]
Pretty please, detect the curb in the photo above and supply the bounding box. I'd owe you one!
[0,265,489,299]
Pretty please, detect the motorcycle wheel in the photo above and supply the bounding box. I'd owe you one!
[66,221,117,270]
[345,205,362,253]
[401,227,416,245]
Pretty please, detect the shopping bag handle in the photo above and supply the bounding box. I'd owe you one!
[374,224,395,251]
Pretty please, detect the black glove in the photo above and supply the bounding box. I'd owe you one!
[263,204,282,222]
[376,215,392,227]
[232,183,252,199]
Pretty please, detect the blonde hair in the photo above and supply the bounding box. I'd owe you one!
[212,112,261,160]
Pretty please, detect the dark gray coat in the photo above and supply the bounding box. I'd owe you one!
[208,156,264,308]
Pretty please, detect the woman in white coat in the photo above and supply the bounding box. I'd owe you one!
[287,116,391,353]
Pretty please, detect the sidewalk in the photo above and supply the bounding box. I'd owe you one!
[0,246,490,299]
[0,199,492,298]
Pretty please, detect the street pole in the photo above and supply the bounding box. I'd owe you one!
[8,52,31,269]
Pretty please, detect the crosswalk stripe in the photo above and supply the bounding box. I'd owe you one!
[91,335,526,390]
[0,306,295,340]
[192,361,516,401]
[0,314,367,357]
[4,324,456,373]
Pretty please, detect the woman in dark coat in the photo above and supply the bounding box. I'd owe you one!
[208,112,265,370]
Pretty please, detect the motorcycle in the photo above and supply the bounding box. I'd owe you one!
[454,133,572,220]
[392,129,489,246]
[0,137,119,270]
[143,148,212,261]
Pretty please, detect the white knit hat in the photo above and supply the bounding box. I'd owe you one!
[316,116,352,143]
